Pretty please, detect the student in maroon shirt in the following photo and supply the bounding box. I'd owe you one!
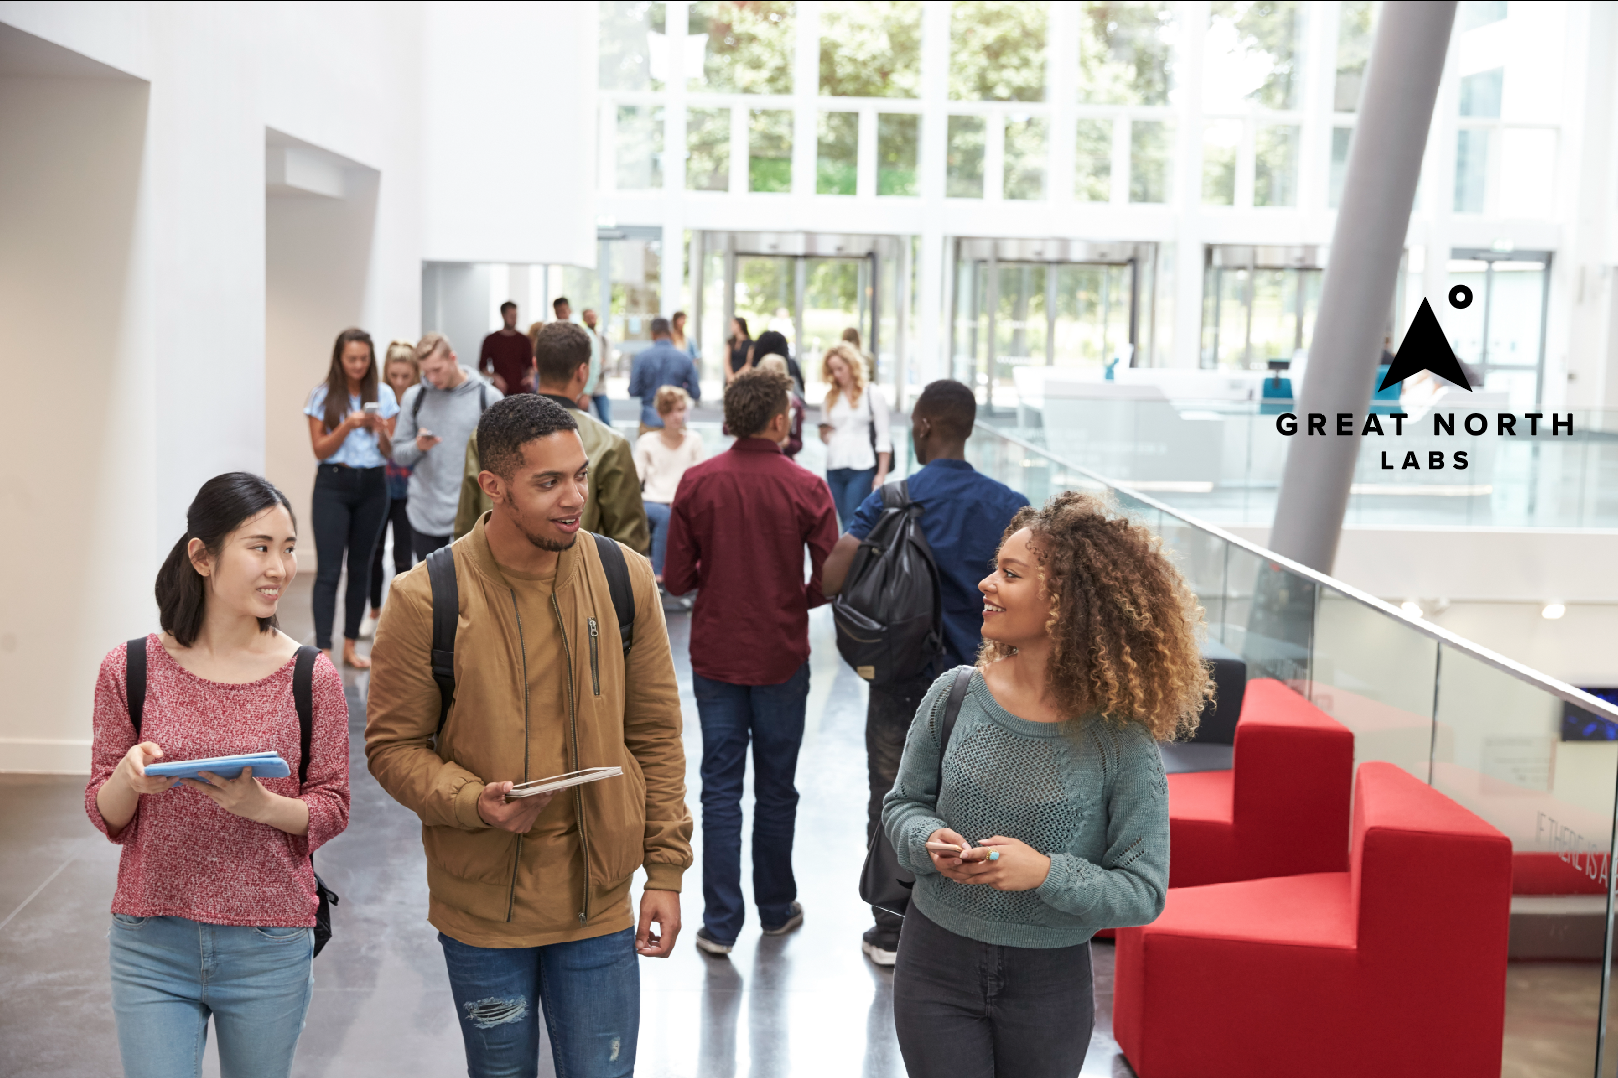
[479,301,533,395]
[663,368,838,955]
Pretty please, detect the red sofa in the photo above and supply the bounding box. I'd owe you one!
[1168,677,1354,888]
[1113,761,1513,1078]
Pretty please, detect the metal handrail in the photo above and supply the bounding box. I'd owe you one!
[984,424,1618,724]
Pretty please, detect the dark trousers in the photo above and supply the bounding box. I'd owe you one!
[867,674,936,939]
[894,906,1094,1078]
[311,464,389,649]
[693,662,810,945]
[368,494,414,609]
[412,529,451,562]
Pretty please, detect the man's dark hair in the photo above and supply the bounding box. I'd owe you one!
[650,317,672,339]
[534,322,592,387]
[753,330,789,359]
[477,394,579,480]
[913,379,977,442]
[500,300,517,315]
[553,296,570,311]
[725,368,792,440]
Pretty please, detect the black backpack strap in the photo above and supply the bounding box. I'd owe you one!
[479,384,489,411]
[936,666,972,789]
[591,533,635,655]
[426,544,460,735]
[411,384,425,423]
[125,638,147,737]
[293,646,319,785]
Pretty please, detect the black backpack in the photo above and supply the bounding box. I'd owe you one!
[832,480,945,686]
[424,532,635,734]
[124,640,339,957]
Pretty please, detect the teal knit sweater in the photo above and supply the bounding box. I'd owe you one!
[881,667,1170,948]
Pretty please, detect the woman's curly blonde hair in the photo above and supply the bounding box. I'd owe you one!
[980,491,1212,741]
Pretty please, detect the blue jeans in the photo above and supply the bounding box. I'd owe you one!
[109,914,313,1078]
[826,467,877,529]
[694,662,811,945]
[592,394,612,424]
[644,501,671,576]
[439,927,639,1078]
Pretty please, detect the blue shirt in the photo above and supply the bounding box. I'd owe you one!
[849,458,1029,668]
[627,341,702,427]
[303,383,400,468]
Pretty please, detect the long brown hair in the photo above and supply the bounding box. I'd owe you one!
[981,492,1213,740]
[320,328,378,432]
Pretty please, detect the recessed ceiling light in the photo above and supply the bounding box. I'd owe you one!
[1542,603,1566,620]
[1400,601,1423,618]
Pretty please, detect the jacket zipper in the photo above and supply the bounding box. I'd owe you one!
[588,618,601,696]
[507,588,531,923]
[551,594,592,925]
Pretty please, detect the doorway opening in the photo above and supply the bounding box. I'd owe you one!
[1200,245,1324,371]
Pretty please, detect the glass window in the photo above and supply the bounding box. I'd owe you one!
[817,112,858,195]
[686,107,730,191]
[1334,1,1374,112]
[1459,67,1503,118]
[1454,129,1489,212]
[948,1,1048,102]
[1497,127,1556,219]
[1329,125,1352,208]
[1076,0,1175,105]
[1130,119,1173,203]
[615,105,665,189]
[1074,118,1112,201]
[599,1,666,91]
[877,113,919,196]
[1204,1,1305,112]
[1202,120,1240,205]
[946,115,986,197]
[749,109,793,192]
[819,1,922,98]
[1457,0,1507,32]
[1003,116,1047,200]
[689,1,795,94]
[1254,123,1299,206]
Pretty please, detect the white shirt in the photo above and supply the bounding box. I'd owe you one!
[823,385,891,472]
[635,429,706,504]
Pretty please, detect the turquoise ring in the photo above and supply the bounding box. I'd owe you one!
[988,850,1000,861]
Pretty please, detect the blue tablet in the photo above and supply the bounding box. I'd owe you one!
[144,752,291,781]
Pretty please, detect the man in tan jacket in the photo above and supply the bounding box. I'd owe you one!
[366,392,690,1077]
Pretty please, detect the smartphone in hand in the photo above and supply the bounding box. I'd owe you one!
[926,840,966,856]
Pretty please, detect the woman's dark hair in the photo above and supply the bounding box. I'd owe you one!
[729,316,751,344]
[156,473,296,647]
[320,327,378,432]
[753,330,790,359]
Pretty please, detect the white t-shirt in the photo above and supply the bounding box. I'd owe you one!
[823,385,891,472]
[635,429,706,504]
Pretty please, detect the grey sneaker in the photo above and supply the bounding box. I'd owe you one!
[694,928,733,956]
[761,902,804,937]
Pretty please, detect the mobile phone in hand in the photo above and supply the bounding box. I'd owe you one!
[926,840,965,856]
[363,401,381,415]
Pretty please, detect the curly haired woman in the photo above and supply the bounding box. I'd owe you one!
[882,491,1211,1078]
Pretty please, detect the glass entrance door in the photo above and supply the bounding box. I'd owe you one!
[1446,249,1550,407]
[1200,246,1323,370]
[730,254,874,403]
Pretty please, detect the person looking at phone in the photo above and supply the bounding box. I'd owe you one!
[86,472,349,1078]
[365,393,691,1078]
[392,332,500,562]
[361,341,423,640]
[882,492,1211,1078]
[305,327,398,669]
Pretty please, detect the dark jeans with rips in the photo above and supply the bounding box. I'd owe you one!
[894,906,1094,1078]
[368,494,414,610]
[438,928,639,1078]
[866,673,937,943]
[693,662,810,945]
[311,464,388,650]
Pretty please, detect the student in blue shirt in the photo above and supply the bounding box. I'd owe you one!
[628,317,701,436]
[303,327,399,670]
[823,379,1029,967]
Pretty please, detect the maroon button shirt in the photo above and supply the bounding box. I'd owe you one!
[664,438,839,685]
[480,330,533,395]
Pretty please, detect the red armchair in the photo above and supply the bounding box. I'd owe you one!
[1113,761,1513,1078]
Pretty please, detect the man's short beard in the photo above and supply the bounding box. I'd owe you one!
[521,525,577,553]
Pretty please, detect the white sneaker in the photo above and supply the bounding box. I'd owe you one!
[358,611,379,639]
[862,928,898,967]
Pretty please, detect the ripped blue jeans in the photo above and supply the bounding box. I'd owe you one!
[438,928,638,1078]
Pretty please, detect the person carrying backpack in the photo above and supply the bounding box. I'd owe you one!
[364,394,691,1078]
[85,472,350,1078]
[823,380,1028,967]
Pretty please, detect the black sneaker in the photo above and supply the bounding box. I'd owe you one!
[761,901,804,936]
[862,927,898,967]
[694,928,733,956]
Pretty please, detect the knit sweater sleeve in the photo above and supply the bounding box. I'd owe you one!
[880,671,961,878]
[1034,721,1169,927]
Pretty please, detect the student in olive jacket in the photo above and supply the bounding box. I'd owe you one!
[366,393,691,1078]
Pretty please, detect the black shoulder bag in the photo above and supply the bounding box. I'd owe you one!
[859,665,973,917]
[125,640,339,956]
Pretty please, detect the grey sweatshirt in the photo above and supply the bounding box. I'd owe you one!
[392,368,502,537]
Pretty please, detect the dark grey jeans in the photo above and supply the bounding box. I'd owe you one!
[893,906,1094,1078]
[867,674,936,938]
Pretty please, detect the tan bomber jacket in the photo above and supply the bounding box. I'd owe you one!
[364,515,692,927]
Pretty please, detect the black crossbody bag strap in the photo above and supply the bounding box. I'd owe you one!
[938,665,971,784]
[590,532,635,656]
[125,638,147,736]
[426,545,459,735]
[293,646,318,783]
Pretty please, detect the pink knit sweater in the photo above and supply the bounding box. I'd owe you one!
[84,635,350,927]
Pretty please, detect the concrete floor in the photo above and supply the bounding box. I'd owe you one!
[0,571,1609,1076]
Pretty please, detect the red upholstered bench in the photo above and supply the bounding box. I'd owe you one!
[1113,761,1513,1078]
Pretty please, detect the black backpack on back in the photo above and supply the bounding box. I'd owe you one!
[832,480,944,686]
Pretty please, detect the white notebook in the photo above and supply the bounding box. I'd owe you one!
[504,766,623,800]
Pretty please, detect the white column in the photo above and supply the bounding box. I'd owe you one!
[661,1,689,313]
[916,1,951,385]
[1173,1,1210,368]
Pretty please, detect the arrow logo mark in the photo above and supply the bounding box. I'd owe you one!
[1379,298,1472,392]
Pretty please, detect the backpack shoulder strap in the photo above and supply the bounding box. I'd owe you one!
[125,638,147,737]
[591,532,635,656]
[426,544,460,734]
[879,478,910,511]
[411,384,425,423]
[479,384,488,411]
[293,646,319,785]
[936,665,972,789]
